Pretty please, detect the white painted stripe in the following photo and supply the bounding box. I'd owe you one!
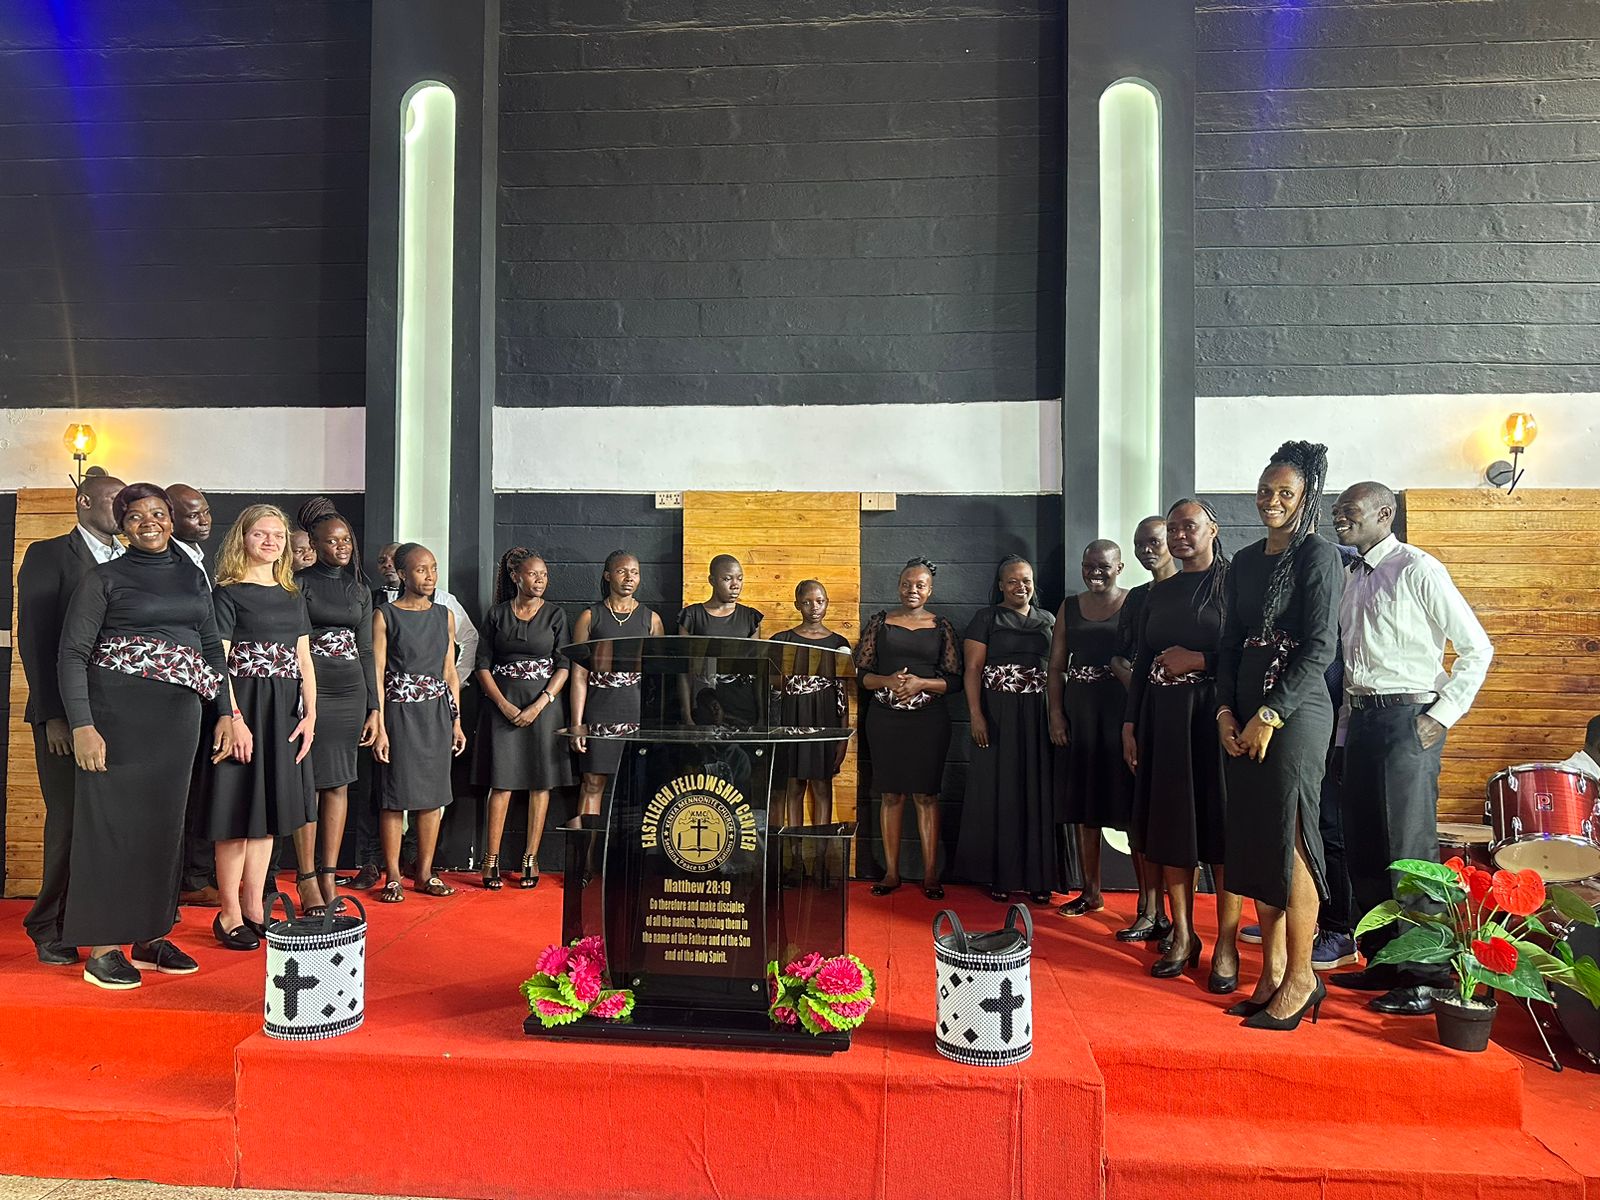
[0,408,366,493]
[494,401,1064,494]
[1195,394,1599,492]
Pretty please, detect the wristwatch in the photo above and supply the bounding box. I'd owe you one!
[1257,706,1285,730]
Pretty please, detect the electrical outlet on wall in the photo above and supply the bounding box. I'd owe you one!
[655,491,684,509]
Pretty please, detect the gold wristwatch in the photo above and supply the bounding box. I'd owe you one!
[1257,706,1285,729]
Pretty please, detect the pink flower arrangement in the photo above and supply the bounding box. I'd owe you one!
[767,952,877,1036]
[521,936,635,1029]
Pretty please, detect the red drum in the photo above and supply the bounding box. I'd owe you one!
[1437,822,1494,872]
[1484,763,1600,882]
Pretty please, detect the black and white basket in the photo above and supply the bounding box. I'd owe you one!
[933,905,1033,1067]
[263,893,367,1041]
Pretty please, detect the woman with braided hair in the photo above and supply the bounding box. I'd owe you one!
[1215,441,1343,1031]
[472,548,573,889]
[294,497,378,909]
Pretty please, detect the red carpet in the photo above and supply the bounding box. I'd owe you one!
[0,881,1595,1199]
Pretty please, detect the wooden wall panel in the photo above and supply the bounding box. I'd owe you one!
[6,489,77,897]
[681,492,861,834]
[1405,489,1600,824]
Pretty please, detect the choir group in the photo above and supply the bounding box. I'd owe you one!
[18,443,1495,1030]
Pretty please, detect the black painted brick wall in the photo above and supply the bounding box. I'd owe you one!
[497,1,1063,407]
[0,1,372,408]
[0,491,13,884]
[1195,0,1600,396]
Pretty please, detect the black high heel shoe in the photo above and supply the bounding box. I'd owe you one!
[1242,979,1327,1031]
[1151,936,1202,979]
[481,853,503,891]
[1224,997,1269,1018]
[520,854,540,889]
[1207,963,1240,995]
[296,870,327,917]
[213,914,260,951]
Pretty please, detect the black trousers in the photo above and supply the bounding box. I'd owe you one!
[180,742,216,892]
[1318,745,1354,934]
[1341,702,1449,987]
[22,724,76,946]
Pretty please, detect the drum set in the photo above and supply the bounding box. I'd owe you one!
[1439,762,1600,1070]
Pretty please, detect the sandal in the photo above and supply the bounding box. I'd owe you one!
[378,881,405,904]
[519,854,540,890]
[296,871,327,917]
[417,875,456,898]
[1056,894,1104,918]
[481,853,503,891]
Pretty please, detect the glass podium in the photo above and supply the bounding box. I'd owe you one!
[528,636,857,1053]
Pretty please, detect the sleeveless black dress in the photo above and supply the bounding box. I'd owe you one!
[953,605,1060,894]
[768,628,851,783]
[378,602,456,812]
[577,602,656,776]
[679,602,764,726]
[1217,537,1343,909]
[855,613,961,795]
[209,583,317,840]
[472,599,575,791]
[1057,595,1133,831]
[298,562,376,790]
[1126,571,1227,868]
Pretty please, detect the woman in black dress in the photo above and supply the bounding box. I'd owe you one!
[1049,541,1130,916]
[59,483,233,989]
[1109,516,1179,942]
[473,547,574,889]
[372,544,467,902]
[957,555,1058,903]
[569,550,665,817]
[679,553,764,727]
[1123,500,1243,990]
[855,558,962,900]
[1216,442,1342,1030]
[209,505,318,947]
[769,579,851,832]
[294,498,378,910]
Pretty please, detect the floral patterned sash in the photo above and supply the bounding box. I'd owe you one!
[91,635,223,701]
[983,664,1048,694]
[1149,662,1211,687]
[229,640,302,680]
[585,721,641,738]
[779,674,849,720]
[494,657,554,681]
[1244,630,1300,693]
[873,687,936,711]
[385,670,458,718]
[310,628,358,660]
[589,671,642,689]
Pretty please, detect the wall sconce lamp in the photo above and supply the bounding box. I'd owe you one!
[63,423,98,485]
[1485,412,1537,495]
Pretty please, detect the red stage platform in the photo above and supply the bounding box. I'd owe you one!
[1,881,1595,1200]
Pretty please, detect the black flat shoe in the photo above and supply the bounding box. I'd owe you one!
[84,950,142,991]
[1057,895,1104,918]
[923,883,946,901]
[242,915,268,938]
[1151,937,1202,979]
[1330,967,1397,993]
[1224,997,1269,1017]
[1029,891,1053,905]
[870,881,901,896]
[34,940,80,966]
[338,863,382,891]
[1243,980,1326,1031]
[1368,985,1436,1016]
[988,888,1010,902]
[1116,916,1170,943]
[213,915,261,952]
[131,938,199,975]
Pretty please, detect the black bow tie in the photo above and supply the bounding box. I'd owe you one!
[1347,557,1374,574]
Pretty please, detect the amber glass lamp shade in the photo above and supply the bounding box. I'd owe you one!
[63,423,97,457]
[1502,412,1537,450]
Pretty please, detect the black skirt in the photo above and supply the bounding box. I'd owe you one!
[863,699,951,795]
[1132,679,1227,869]
[380,695,456,812]
[952,689,1061,893]
[473,672,575,791]
[1057,677,1133,830]
[62,670,202,947]
[309,652,367,790]
[579,682,639,776]
[209,674,317,840]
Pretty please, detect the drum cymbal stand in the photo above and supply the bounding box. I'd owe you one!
[1520,995,1563,1072]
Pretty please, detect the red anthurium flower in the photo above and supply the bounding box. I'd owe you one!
[1472,937,1518,975]
[1444,856,1468,884]
[1466,868,1495,907]
[1489,869,1545,917]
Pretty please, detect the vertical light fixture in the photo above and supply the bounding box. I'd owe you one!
[396,82,457,565]
[1098,79,1162,570]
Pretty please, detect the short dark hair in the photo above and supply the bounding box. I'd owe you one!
[113,482,172,526]
[709,554,741,576]
[1586,715,1600,750]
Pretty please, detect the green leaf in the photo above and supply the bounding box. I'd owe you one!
[1354,900,1404,938]
[1479,956,1553,1004]
[1391,858,1458,882]
[1551,886,1600,926]
[1372,924,1457,966]
[1569,957,1600,1007]
[1519,913,1551,939]
[523,985,586,1028]
[1554,940,1577,967]
[1397,873,1463,907]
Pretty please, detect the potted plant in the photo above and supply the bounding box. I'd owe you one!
[1356,857,1600,1052]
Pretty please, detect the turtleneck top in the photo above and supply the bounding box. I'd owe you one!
[297,560,379,709]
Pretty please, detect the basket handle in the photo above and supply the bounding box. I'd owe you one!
[321,893,367,931]
[933,908,968,953]
[265,891,298,926]
[1005,903,1034,947]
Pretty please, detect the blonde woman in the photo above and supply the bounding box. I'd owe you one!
[208,505,318,948]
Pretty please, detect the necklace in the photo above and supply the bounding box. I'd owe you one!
[604,598,639,623]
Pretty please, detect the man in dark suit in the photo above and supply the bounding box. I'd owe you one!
[16,471,124,964]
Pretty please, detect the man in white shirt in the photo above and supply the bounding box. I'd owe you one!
[1330,481,1494,1016]
[1559,717,1600,780]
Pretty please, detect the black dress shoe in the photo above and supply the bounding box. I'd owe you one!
[213,915,261,951]
[1329,967,1398,993]
[1368,986,1436,1016]
[131,938,199,975]
[34,940,80,966]
[337,863,382,891]
[84,950,142,991]
[1116,916,1171,943]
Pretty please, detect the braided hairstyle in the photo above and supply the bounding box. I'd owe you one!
[496,545,539,604]
[1258,440,1329,636]
[599,549,636,601]
[1166,497,1230,614]
[296,496,365,584]
[902,556,937,578]
[990,553,1033,608]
